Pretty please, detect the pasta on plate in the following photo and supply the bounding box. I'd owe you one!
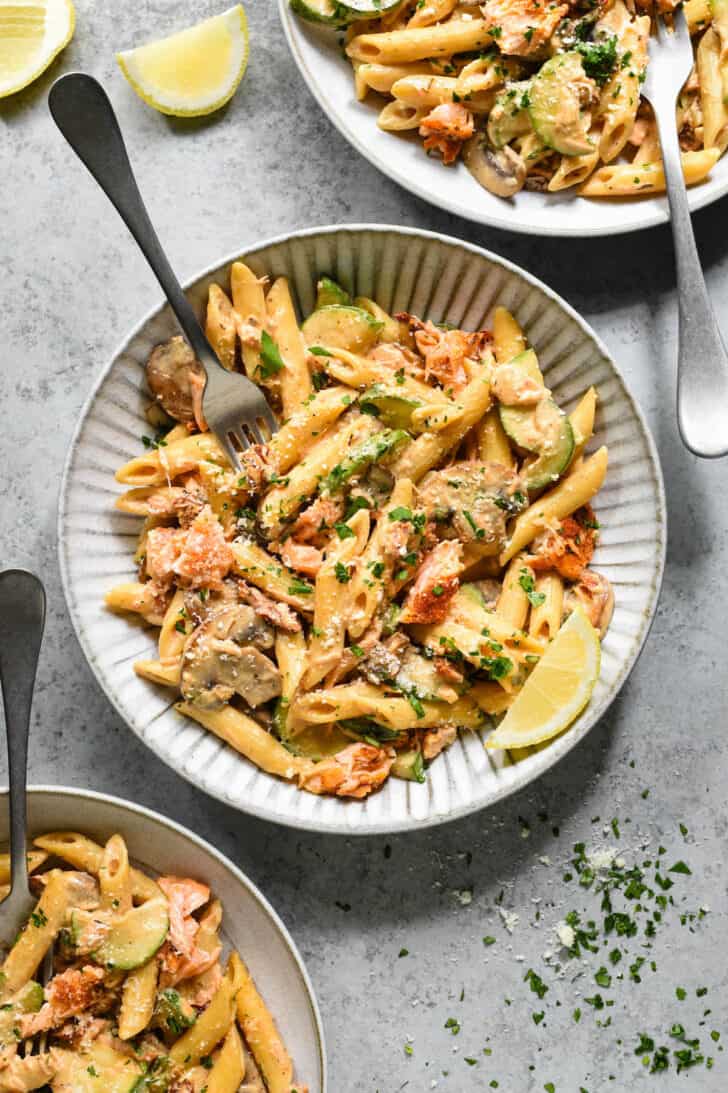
[290,0,726,198]
[0,831,305,1093]
[107,264,613,800]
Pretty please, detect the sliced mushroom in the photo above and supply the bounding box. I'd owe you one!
[183,582,240,627]
[146,335,205,424]
[181,602,280,709]
[418,461,527,550]
[464,137,527,198]
[186,600,274,648]
[182,638,281,710]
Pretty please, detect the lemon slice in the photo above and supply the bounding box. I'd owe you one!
[0,0,75,99]
[116,5,249,118]
[486,607,600,750]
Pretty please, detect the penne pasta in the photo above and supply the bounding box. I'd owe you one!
[347,20,493,64]
[500,447,608,563]
[230,260,267,382]
[176,701,315,780]
[266,276,313,417]
[579,150,720,195]
[206,283,237,371]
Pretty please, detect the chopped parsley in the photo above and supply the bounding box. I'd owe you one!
[518,568,546,607]
[287,578,313,596]
[259,330,285,379]
[576,34,618,86]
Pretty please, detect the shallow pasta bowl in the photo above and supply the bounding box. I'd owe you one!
[59,224,666,835]
[278,3,728,237]
[0,786,326,1089]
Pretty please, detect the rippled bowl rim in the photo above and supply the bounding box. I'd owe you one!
[278,1,728,237]
[0,785,327,1087]
[58,224,667,835]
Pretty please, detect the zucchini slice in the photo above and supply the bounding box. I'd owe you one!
[391,749,426,783]
[321,428,410,493]
[94,896,169,971]
[0,981,43,1054]
[499,398,574,491]
[315,276,351,309]
[487,82,533,148]
[53,1041,143,1092]
[527,52,594,156]
[342,0,401,10]
[289,0,351,26]
[302,305,384,353]
[290,0,401,22]
[360,384,423,430]
[503,348,543,383]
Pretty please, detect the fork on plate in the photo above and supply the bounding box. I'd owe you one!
[48,73,277,472]
[641,5,728,457]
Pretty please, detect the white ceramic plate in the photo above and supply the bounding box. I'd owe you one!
[59,225,666,834]
[1,787,326,1091]
[278,5,728,237]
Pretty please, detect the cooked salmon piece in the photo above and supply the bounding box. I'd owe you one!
[280,539,323,578]
[237,581,302,633]
[0,1051,59,1090]
[289,497,345,544]
[491,363,545,405]
[300,743,396,798]
[173,507,234,590]
[145,526,184,587]
[422,724,457,760]
[157,876,221,987]
[565,570,614,635]
[419,103,475,164]
[19,966,106,1038]
[527,505,599,581]
[481,0,569,55]
[397,315,491,390]
[399,540,463,624]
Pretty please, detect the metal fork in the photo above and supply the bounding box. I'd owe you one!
[48,73,277,471]
[0,572,46,956]
[641,5,728,458]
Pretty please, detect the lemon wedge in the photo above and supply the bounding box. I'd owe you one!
[0,0,75,99]
[486,607,600,751]
[117,5,249,118]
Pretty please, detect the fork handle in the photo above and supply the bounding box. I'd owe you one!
[0,572,46,903]
[655,104,728,457]
[48,73,219,373]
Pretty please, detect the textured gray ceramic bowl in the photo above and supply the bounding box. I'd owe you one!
[58,225,666,835]
[0,787,326,1090]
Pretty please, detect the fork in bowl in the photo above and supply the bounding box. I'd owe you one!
[0,570,53,1051]
[0,571,46,954]
[641,5,728,458]
[48,73,277,472]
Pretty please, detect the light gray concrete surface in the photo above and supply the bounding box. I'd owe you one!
[1,3,727,1090]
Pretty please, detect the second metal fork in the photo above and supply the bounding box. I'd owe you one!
[48,73,278,472]
[641,5,728,458]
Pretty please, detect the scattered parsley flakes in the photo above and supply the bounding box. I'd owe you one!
[259,330,285,379]
[518,568,546,606]
[524,968,548,1000]
[334,561,351,584]
[669,860,692,875]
